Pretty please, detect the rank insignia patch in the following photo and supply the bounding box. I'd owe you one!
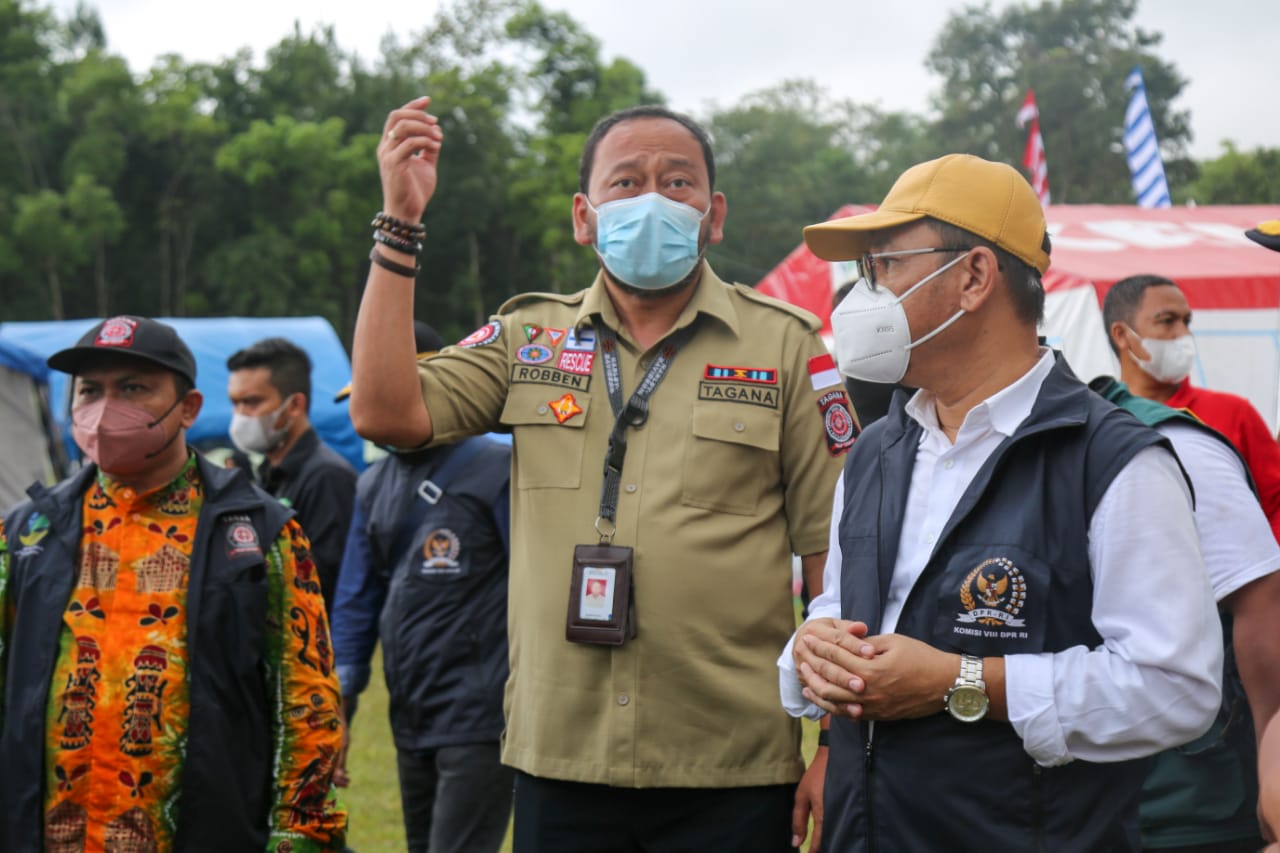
[565,327,596,352]
[818,389,856,456]
[523,324,543,343]
[808,353,842,390]
[956,558,1028,636]
[703,364,777,384]
[557,350,595,375]
[548,393,583,424]
[457,321,502,348]
[517,344,554,364]
[544,327,567,347]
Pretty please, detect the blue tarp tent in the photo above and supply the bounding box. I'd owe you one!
[0,337,62,508]
[0,317,362,469]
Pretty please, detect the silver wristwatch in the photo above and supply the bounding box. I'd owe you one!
[944,654,989,723]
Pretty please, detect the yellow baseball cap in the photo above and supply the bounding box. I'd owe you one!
[803,154,1051,274]
[1245,220,1280,252]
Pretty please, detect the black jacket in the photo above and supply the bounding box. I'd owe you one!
[1,457,293,851]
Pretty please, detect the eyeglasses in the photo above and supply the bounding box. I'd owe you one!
[855,247,971,291]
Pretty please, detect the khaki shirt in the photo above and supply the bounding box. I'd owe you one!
[418,264,848,787]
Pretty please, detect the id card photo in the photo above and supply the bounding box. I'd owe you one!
[579,566,615,621]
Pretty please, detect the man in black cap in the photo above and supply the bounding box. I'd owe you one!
[0,315,347,851]
[332,321,513,853]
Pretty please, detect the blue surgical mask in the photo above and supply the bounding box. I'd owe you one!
[587,192,709,290]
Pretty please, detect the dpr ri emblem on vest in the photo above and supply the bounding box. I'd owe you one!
[956,557,1027,635]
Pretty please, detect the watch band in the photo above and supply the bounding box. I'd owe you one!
[958,653,983,685]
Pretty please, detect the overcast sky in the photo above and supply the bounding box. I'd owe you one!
[53,0,1271,160]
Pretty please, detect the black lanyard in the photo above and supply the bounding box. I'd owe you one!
[594,323,694,540]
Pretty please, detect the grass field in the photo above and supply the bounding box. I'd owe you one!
[343,616,820,852]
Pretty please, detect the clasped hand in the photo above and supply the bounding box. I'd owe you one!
[793,619,956,721]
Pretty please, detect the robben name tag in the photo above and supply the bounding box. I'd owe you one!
[566,544,635,646]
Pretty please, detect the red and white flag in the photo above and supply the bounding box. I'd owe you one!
[1016,90,1051,208]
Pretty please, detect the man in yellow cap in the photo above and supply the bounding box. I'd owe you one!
[781,154,1223,850]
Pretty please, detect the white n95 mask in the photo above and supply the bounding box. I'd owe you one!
[1127,329,1195,384]
[830,253,969,384]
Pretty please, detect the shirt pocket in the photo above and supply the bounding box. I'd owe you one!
[500,383,592,490]
[681,401,780,515]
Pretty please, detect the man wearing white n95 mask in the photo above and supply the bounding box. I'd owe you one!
[1103,273,1280,544]
[781,154,1222,851]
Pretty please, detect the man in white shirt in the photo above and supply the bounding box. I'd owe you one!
[783,154,1222,851]
[1091,378,1280,851]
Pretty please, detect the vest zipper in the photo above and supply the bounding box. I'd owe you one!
[865,726,878,853]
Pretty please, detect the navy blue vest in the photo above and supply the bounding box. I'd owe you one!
[825,356,1171,852]
[1,457,293,851]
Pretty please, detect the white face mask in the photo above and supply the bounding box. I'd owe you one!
[1127,328,1196,384]
[229,397,292,455]
[830,253,969,383]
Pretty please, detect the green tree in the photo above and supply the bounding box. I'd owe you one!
[704,81,875,284]
[926,0,1190,203]
[1184,143,1280,205]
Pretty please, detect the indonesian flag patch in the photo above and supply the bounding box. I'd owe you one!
[808,353,842,390]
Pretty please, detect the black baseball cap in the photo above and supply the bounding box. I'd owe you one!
[47,315,197,385]
[1246,220,1280,253]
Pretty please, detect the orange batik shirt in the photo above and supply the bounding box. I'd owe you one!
[37,456,346,852]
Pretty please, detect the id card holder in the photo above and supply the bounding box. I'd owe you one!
[566,544,634,646]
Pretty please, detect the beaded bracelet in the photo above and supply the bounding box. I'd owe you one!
[369,247,418,278]
[371,211,426,241]
[372,228,422,255]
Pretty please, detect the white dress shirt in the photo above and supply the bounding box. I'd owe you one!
[778,350,1223,766]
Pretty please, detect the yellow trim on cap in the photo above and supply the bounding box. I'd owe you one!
[1258,220,1280,237]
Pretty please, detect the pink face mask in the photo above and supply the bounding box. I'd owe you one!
[71,397,181,473]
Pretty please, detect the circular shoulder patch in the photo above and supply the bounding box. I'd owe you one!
[457,321,502,348]
[517,344,554,364]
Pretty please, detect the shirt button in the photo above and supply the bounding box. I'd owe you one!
[924,532,937,545]
[617,693,630,706]
[733,422,746,432]
[943,459,955,470]
[537,405,549,415]
[131,513,143,522]
[120,488,135,501]
[624,484,637,493]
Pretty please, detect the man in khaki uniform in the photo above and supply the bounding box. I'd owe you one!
[350,98,848,851]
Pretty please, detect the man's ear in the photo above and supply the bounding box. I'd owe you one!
[572,193,594,246]
[180,390,203,429]
[956,247,998,313]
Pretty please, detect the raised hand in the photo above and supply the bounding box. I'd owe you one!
[378,96,445,223]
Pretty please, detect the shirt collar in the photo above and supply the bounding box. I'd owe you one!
[96,452,201,508]
[261,426,318,483]
[905,347,1056,441]
[573,261,741,339]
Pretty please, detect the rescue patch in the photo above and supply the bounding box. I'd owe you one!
[818,389,856,456]
[457,321,502,349]
[703,365,777,384]
[697,382,779,409]
[510,364,591,392]
[517,344,554,364]
[955,558,1028,638]
[225,516,262,558]
[564,327,596,352]
[96,316,138,348]
[557,350,595,375]
[808,353,842,391]
[523,323,543,343]
[544,327,567,347]
[549,393,584,424]
[422,528,461,572]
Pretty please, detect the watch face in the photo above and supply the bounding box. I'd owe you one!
[947,685,989,723]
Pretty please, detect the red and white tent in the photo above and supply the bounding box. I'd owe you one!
[757,204,1280,427]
